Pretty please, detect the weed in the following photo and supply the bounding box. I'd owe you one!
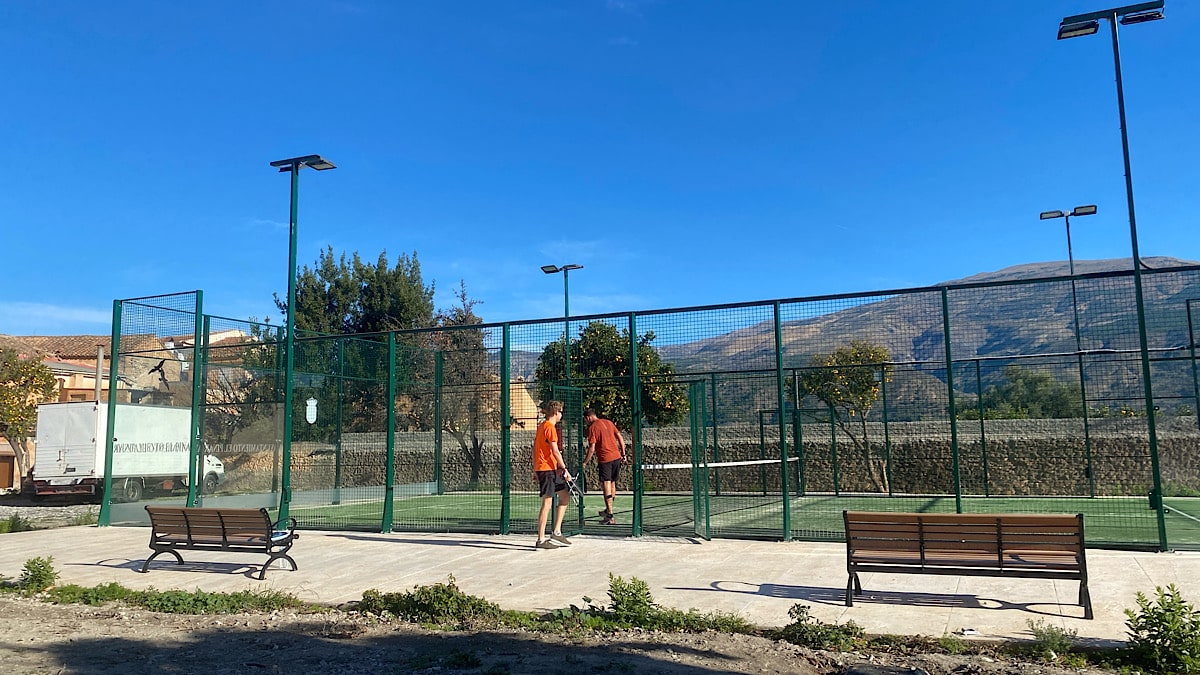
[1124,584,1200,673]
[774,604,865,651]
[936,635,969,655]
[47,582,135,606]
[68,512,99,527]
[358,575,504,628]
[606,573,656,625]
[18,556,59,592]
[1025,618,1077,661]
[0,514,36,534]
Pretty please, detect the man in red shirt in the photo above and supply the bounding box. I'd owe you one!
[533,400,573,549]
[583,408,626,525]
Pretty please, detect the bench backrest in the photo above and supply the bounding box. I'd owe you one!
[844,511,1084,556]
[145,506,273,544]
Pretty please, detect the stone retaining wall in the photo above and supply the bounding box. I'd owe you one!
[207,417,1200,496]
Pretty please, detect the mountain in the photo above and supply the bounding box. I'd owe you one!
[656,257,1200,419]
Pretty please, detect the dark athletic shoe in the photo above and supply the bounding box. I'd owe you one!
[597,509,612,519]
[550,534,572,546]
[535,539,559,550]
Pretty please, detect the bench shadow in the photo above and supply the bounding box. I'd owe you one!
[669,581,1083,618]
[82,557,269,579]
[331,533,531,551]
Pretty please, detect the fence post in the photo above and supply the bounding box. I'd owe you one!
[942,287,962,513]
[333,339,343,505]
[500,324,512,534]
[880,364,892,496]
[98,299,122,527]
[773,301,791,540]
[629,312,643,537]
[382,332,396,532]
[975,359,989,497]
[434,350,444,494]
[187,292,204,507]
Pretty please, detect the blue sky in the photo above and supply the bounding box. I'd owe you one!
[2,1,1197,336]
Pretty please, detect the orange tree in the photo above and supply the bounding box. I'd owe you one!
[535,320,687,428]
[794,340,891,492]
[0,348,56,486]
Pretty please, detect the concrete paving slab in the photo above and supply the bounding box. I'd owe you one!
[1,525,1197,645]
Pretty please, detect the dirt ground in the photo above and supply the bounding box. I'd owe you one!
[0,594,1125,675]
[0,499,1123,674]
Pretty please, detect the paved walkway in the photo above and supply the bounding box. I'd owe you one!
[1,525,1196,645]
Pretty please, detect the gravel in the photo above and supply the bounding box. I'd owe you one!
[0,499,100,528]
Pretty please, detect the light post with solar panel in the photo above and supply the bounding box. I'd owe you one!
[1056,1,1166,547]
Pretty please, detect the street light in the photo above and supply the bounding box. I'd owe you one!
[270,154,336,523]
[1057,1,1165,546]
[1040,205,1098,495]
[542,264,583,385]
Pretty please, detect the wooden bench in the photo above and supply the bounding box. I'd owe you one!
[843,511,1091,619]
[141,506,299,580]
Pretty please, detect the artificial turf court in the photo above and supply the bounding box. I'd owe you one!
[282,489,1200,550]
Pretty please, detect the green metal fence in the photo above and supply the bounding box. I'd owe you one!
[96,264,1200,550]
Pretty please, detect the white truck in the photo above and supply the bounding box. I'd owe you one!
[32,401,224,502]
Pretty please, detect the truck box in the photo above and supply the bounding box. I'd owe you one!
[32,401,224,501]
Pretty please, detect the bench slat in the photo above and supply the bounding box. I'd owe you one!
[843,510,1091,619]
[142,506,298,580]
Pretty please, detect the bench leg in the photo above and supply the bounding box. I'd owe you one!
[258,553,299,580]
[1080,583,1093,620]
[140,548,184,573]
[846,572,857,607]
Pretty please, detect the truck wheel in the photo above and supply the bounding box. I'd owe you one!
[120,479,143,503]
[202,473,219,494]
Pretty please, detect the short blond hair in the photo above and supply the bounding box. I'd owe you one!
[541,400,563,416]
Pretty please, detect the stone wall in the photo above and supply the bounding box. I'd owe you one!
[206,417,1200,497]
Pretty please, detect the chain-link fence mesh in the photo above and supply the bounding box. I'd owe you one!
[97,265,1200,549]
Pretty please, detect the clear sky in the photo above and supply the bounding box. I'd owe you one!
[2,1,1197,336]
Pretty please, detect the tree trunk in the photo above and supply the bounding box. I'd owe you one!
[7,436,32,491]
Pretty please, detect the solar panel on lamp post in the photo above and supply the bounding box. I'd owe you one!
[1057,0,1166,548]
[269,154,336,523]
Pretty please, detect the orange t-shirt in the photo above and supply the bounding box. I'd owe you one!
[587,418,624,463]
[533,419,560,472]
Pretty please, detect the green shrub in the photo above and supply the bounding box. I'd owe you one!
[47,582,135,606]
[136,588,303,614]
[358,575,504,627]
[1124,584,1200,673]
[606,573,656,625]
[18,557,59,592]
[775,604,865,651]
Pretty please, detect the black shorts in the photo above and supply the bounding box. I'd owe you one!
[536,470,568,498]
[598,459,623,483]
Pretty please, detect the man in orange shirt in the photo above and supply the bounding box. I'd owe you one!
[533,400,573,549]
[583,408,626,525]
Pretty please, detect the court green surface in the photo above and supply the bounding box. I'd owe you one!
[282,490,1200,549]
